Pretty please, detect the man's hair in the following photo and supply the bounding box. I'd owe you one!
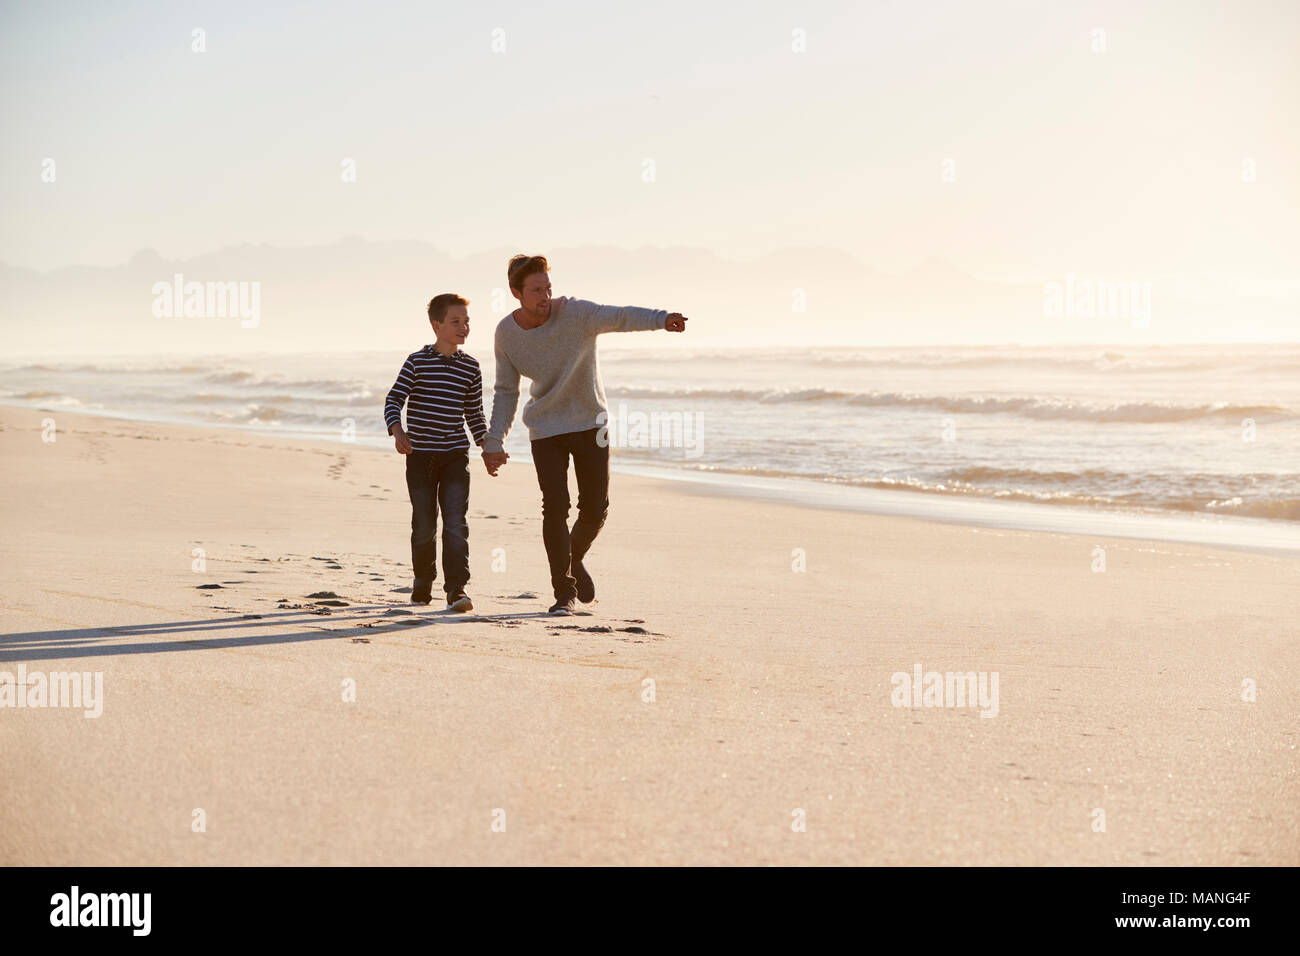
[507,254,549,292]
[427,293,468,324]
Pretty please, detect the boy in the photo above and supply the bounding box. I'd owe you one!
[384,293,487,611]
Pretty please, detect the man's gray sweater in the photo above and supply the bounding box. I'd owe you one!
[483,296,667,453]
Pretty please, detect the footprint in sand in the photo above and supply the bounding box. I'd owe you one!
[306,592,348,606]
[326,454,350,480]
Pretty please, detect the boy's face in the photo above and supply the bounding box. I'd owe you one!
[434,304,469,345]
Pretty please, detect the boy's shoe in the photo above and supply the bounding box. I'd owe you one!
[411,580,434,605]
[572,560,596,604]
[548,596,576,616]
[446,591,473,613]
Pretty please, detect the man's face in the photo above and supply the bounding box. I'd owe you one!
[513,272,552,316]
[435,304,469,344]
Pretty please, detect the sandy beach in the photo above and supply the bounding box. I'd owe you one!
[1,405,1296,866]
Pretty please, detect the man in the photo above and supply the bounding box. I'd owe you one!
[482,254,689,615]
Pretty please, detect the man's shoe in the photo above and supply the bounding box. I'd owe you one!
[446,592,473,613]
[411,579,434,605]
[548,596,576,616]
[573,561,596,604]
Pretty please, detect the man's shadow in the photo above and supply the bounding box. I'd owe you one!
[0,605,569,663]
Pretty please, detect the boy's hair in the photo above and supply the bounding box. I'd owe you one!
[427,293,468,324]
[507,254,549,292]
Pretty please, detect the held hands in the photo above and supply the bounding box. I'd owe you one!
[397,431,506,476]
[664,312,689,332]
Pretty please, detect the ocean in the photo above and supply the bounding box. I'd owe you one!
[4,343,1298,549]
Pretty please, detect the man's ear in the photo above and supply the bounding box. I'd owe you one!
[509,287,522,303]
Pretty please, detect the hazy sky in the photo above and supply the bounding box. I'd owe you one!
[2,0,1297,285]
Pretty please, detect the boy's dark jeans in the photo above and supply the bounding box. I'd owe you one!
[531,427,610,602]
[404,449,471,596]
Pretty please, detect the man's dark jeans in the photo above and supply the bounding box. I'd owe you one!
[404,449,471,597]
[531,427,609,602]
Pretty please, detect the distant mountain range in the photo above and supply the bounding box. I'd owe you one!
[2,238,1295,355]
